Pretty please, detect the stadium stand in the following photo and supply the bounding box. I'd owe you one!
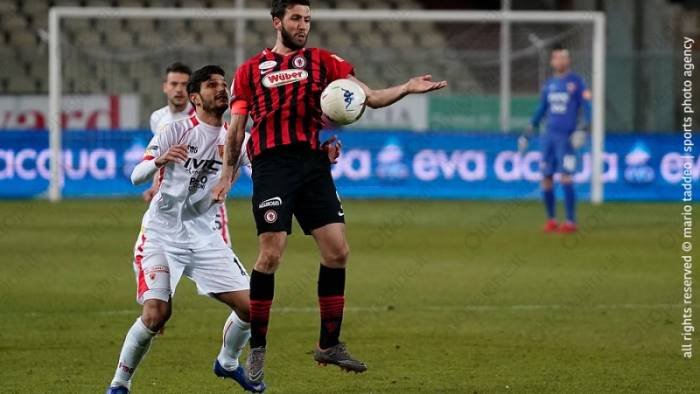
[1,0,478,126]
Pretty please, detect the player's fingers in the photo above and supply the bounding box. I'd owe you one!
[212,188,224,202]
[429,81,447,91]
[171,152,188,162]
[171,147,189,161]
[172,145,189,155]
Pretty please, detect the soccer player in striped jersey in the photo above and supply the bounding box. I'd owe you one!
[106,66,264,394]
[519,45,592,233]
[212,0,447,385]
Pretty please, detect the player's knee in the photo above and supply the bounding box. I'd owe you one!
[323,244,350,268]
[234,305,250,323]
[141,301,171,331]
[561,175,574,185]
[255,250,282,273]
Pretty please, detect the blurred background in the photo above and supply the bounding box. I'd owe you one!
[0,0,698,200]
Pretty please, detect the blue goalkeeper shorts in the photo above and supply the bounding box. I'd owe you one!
[540,133,576,177]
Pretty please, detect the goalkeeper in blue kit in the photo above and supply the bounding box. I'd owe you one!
[519,45,592,233]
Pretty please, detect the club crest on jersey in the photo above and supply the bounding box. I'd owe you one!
[258,60,277,75]
[262,69,308,88]
[567,82,577,93]
[292,55,306,69]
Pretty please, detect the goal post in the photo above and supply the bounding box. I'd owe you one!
[48,6,606,203]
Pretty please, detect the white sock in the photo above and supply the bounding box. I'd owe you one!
[110,317,157,389]
[217,312,251,371]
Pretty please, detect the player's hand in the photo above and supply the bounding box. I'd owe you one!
[405,75,447,94]
[155,144,188,167]
[570,130,587,150]
[142,185,158,203]
[517,135,530,153]
[211,179,230,203]
[322,135,342,164]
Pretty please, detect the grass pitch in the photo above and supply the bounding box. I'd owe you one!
[0,199,696,393]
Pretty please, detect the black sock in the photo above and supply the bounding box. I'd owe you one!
[249,270,274,348]
[318,264,345,349]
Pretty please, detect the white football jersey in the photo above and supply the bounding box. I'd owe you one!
[140,115,250,248]
[149,103,195,135]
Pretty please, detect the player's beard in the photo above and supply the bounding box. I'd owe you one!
[280,25,306,50]
[203,97,228,117]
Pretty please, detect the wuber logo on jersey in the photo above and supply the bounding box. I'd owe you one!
[262,69,308,88]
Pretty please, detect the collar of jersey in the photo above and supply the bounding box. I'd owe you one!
[193,115,223,132]
[265,47,304,58]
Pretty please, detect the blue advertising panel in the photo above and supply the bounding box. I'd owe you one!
[0,130,695,201]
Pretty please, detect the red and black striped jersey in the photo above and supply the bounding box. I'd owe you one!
[230,47,355,160]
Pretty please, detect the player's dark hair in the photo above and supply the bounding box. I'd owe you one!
[270,0,311,19]
[551,43,567,53]
[187,65,225,97]
[165,62,192,77]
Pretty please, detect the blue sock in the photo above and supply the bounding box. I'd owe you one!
[563,183,576,223]
[543,188,555,219]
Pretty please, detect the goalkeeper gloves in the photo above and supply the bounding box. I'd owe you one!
[518,135,530,153]
[570,124,589,150]
[518,124,535,153]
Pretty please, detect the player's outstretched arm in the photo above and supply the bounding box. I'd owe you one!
[212,113,247,202]
[348,75,447,109]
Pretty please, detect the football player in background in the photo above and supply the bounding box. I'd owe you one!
[143,62,194,203]
[519,45,592,233]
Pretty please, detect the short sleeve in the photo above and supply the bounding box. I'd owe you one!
[324,50,355,81]
[230,64,251,114]
[144,123,175,160]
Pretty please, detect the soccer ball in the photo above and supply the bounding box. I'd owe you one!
[320,79,367,125]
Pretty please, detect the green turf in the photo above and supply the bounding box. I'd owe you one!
[0,199,697,393]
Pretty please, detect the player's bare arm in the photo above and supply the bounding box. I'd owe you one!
[348,75,447,109]
[142,173,161,202]
[321,135,342,164]
[212,114,247,202]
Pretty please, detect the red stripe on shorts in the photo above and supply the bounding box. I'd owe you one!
[134,234,149,298]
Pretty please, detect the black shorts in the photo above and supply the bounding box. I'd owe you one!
[251,143,345,235]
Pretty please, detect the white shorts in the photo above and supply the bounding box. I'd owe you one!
[214,204,232,247]
[132,232,249,304]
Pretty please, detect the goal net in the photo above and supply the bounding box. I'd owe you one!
[48,6,605,201]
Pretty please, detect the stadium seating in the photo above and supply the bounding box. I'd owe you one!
[0,0,478,127]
